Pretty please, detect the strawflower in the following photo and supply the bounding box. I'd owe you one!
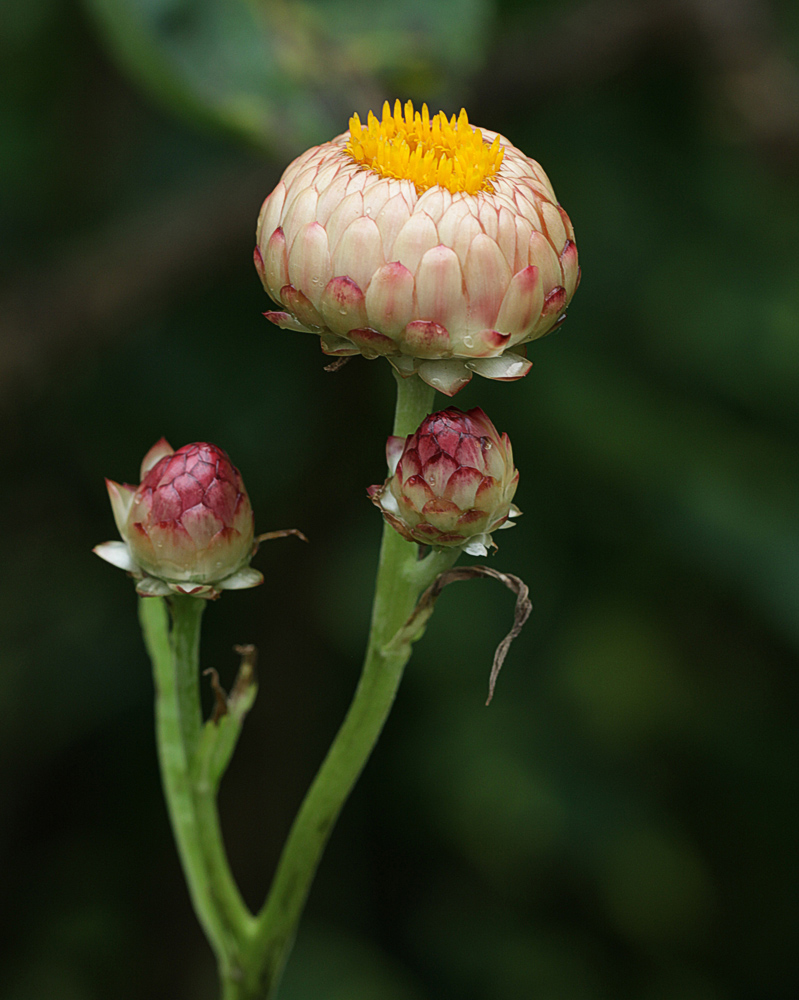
[256,99,579,395]
[368,406,520,556]
[94,439,262,599]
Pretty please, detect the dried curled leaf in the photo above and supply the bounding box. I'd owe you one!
[323,356,352,373]
[254,528,308,547]
[387,566,532,704]
[196,644,259,789]
[203,667,229,725]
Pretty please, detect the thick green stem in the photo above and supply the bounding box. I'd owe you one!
[139,595,254,992]
[239,373,454,999]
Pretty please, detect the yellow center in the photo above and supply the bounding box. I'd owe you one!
[345,99,503,196]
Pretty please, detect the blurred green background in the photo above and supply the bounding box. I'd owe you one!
[1,0,798,997]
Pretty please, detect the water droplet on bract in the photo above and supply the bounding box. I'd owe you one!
[430,378,442,387]
[485,441,492,449]
[463,335,474,348]
[339,308,347,315]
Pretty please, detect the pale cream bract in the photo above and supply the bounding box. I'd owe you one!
[256,102,579,395]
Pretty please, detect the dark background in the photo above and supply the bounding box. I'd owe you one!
[1,0,798,997]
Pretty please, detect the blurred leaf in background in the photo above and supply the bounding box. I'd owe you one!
[83,0,491,150]
[1,0,797,998]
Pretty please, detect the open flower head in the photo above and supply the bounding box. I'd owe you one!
[256,100,579,396]
[368,407,520,556]
[94,439,262,599]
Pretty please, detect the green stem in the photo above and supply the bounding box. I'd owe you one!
[138,372,459,1000]
[139,595,254,992]
[239,373,455,999]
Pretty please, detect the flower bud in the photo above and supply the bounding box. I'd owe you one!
[256,99,579,396]
[94,439,263,598]
[368,408,520,556]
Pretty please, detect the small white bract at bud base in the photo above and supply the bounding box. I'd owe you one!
[255,99,579,396]
[94,439,263,599]
[367,407,520,556]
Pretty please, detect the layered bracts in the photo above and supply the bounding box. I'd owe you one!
[256,100,579,395]
[94,440,262,599]
[368,407,520,556]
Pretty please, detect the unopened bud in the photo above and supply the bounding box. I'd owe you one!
[367,407,520,557]
[94,439,263,598]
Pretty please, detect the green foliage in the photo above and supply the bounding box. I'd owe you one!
[81,0,491,151]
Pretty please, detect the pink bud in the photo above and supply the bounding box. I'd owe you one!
[94,440,262,598]
[368,408,520,556]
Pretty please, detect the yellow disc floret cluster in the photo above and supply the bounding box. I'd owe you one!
[345,99,504,196]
